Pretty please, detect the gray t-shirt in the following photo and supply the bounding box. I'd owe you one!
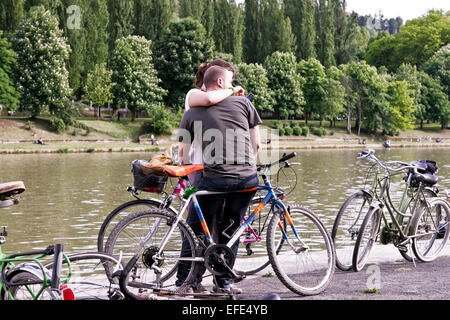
[178,96,262,178]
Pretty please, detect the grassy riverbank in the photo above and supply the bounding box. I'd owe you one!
[0,117,449,154]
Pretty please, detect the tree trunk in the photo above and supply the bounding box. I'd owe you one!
[346,105,351,134]
[357,108,362,136]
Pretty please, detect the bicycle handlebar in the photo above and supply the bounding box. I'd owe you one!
[257,152,297,171]
[357,150,417,173]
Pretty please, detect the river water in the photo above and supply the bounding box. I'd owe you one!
[0,148,448,255]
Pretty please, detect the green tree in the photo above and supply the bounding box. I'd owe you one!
[383,80,415,135]
[298,58,326,124]
[394,63,423,125]
[422,44,450,99]
[214,0,244,63]
[12,6,71,118]
[202,0,215,37]
[59,0,86,98]
[243,0,295,64]
[316,0,336,67]
[110,35,166,121]
[235,62,274,113]
[0,0,25,34]
[417,71,449,129]
[178,0,203,21]
[0,31,20,111]
[264,51,304,119]
[397,10,450,68]
[133,0,178,42]
[323,66,346,127]
[83,0,109,88]
[84,63,114,118]
[261,0,296,59]
[364,34,399,72]
[365,10,450,72]
[243,0,263,63]
[107,0,135,51]
[340,61,379,135]
[153,18,214,106]
[284,0,316,60]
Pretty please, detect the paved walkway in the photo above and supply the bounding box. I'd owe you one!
[235,244,450,300]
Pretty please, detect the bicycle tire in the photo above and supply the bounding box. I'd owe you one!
[97,198,177,252]
[331,191,372,271]
[352,207,382,272]
[411,198,450,262]
[267,204,335,296]
[4,271,53,300]
[104,208,199,295]
[397,188,438,262]
[233,200,286,275]
[45,252,124,300]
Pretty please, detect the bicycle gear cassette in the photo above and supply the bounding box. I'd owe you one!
[142,246,164,269]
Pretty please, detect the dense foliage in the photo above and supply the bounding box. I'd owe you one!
[0,0,448,135]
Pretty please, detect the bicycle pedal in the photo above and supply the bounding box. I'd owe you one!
[232,275,246,284]
[397,245,408,253]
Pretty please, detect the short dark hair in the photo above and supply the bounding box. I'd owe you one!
[203,65,229,90]
[194,59,235,88]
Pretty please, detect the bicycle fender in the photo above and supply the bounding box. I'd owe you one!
[6,262,51,283]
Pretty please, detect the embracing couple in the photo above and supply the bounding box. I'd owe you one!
[176,59,262,294]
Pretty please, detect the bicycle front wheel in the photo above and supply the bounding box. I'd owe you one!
[267,205,335,296]
[411,198,450,262]
[104,208,199,295]
[331,191,372,271]
[234,201,285,276]
[45,252,124,300]
[397,188,438,262]
[352,207,382,272]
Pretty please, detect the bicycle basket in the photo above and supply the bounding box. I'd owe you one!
[131,160,168,193]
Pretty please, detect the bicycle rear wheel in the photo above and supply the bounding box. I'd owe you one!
[352,207,382,272]
[4,271,53,300]
[411,198,450,262]
[45,252,124,300]
[104,208,199,295]
[331,191,372,271]
[267,204,335,296]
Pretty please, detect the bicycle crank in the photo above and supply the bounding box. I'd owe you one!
[204,244,239,279]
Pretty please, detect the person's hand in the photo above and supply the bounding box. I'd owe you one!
[234,86,245,96]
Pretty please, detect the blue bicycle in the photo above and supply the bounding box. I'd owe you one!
[105,153,336,298]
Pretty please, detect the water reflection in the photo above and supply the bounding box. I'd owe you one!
[0,148,448,254]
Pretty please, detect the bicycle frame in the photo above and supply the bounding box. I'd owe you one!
[361,157,436,245]
[147,167,303,275]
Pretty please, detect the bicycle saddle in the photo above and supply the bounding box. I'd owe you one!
[0,181,26,199]
[412,172,438,186]
[163,165,204,177]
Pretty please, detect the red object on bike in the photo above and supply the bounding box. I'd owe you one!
[60,284,75,300]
